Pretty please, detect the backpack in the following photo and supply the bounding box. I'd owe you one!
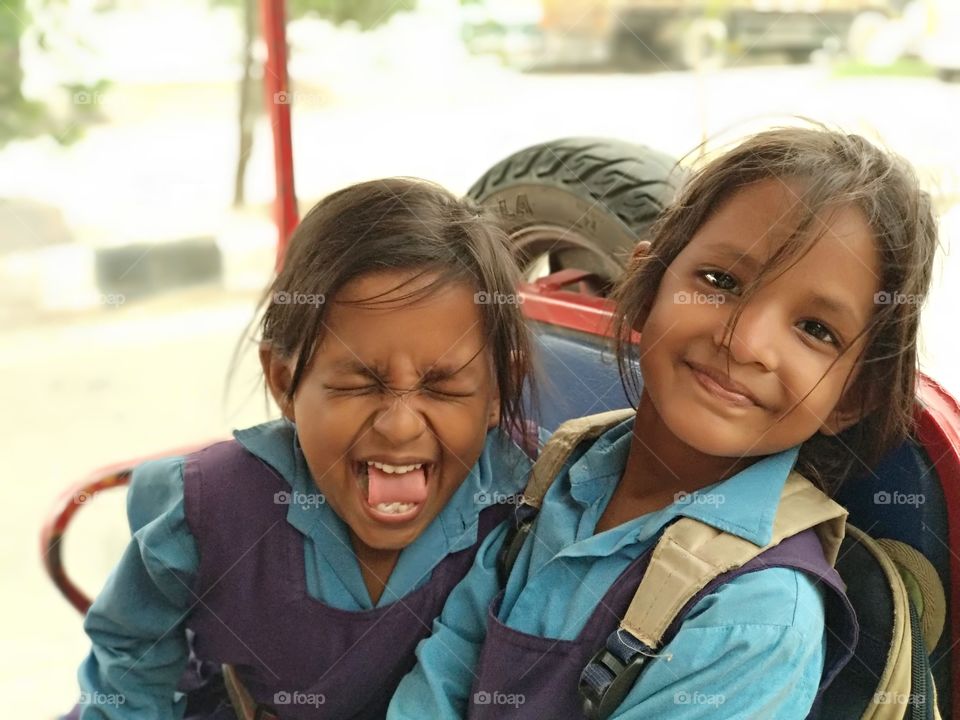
[499,409,947,720]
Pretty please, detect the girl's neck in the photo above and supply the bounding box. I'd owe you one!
[349,533,400,606]
[595,389,756,533]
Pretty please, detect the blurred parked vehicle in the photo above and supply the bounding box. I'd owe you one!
[922,0,960,81]
[469,0,900,69]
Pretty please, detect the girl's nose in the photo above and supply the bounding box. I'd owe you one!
[714,301,780,372]
[371,394,428,445]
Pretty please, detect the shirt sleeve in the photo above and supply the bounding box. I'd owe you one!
[386,520,510,720]
[77,456,199,720]
[610,567,827,720]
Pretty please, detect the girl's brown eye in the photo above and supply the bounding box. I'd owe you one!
[702,270,740,294]
[799,320,839,347]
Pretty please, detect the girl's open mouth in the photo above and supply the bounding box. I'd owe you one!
[354,460,432,523]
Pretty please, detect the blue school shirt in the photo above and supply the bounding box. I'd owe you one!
[76,419,531,719]
[388,417,827,719]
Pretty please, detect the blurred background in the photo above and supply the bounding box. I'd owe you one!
[2,0,959,715]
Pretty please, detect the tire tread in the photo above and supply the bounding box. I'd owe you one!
[467,137,680,238]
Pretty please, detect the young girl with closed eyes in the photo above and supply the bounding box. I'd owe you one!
[73,178,536,719]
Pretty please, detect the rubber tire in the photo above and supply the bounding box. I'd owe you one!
[467,137,680,285]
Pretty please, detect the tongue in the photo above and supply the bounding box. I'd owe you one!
[367,466,428,505]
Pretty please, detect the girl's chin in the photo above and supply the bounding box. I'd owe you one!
[349,507,433,549]
[352,526,422,552]
[660,413,758,459]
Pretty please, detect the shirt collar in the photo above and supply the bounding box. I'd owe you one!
[567,417,635,506]
[233,419,329,538]
[437,428,532,550]
[564,414,801,547]
[672,444,800,547]
[233,419,532,549]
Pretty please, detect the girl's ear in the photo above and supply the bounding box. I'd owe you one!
[487,355,502,430]
[819,405,864,437]
[629,240,654,330]
[259,342,296,422]
[487,392,501,430]
[819,383,877,437]
[630,240,652,265]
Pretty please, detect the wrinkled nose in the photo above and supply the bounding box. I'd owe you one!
[371,394,427,445]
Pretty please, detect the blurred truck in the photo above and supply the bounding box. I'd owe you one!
[921,0,960,81]
[534,0,895,69]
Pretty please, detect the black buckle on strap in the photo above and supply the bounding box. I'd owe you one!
[579,630,654,720]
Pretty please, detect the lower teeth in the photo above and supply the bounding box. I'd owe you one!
[374,502,415,514]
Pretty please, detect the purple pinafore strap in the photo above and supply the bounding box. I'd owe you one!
[468,527,857,719]
[182,439,510,720]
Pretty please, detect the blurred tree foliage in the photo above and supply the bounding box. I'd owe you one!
[0,0,415,170]
[0,0,107,147]
[288,0,416,29]
[0,0,49,145]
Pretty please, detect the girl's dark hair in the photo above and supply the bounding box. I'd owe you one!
[253,177,533,436]
[612,126,938,494]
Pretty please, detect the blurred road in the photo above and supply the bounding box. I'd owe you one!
[1,288,270,717]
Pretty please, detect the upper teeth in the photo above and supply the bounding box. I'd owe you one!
[366,461,424,474]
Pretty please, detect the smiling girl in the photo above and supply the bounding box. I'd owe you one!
[73,178,535,719]
[388,127,938,719]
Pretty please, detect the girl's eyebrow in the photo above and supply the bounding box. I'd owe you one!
[808,293,863,330]
[420,365,467,383]
[330,358,473,382]
[332,359,386,378]
[702,243,761,270]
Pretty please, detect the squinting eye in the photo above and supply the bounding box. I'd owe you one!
[799,320,838,346]
[424,386,474,399]
[326,385,380,395]
[702,270,740,293]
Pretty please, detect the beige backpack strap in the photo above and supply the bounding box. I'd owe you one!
[619,472,847,648]
[845,526,915,720]
[522,409,635,509]
[875,538,947,654]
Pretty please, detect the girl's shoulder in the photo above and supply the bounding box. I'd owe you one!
[684,564,826,632]
[126,454,188,533]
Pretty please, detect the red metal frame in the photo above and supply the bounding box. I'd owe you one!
[39,440,219,615]
[260,0,298,269]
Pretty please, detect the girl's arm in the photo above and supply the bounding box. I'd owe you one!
[76,457,198,720]
[386,520,510,720]
[610,567,826,720]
